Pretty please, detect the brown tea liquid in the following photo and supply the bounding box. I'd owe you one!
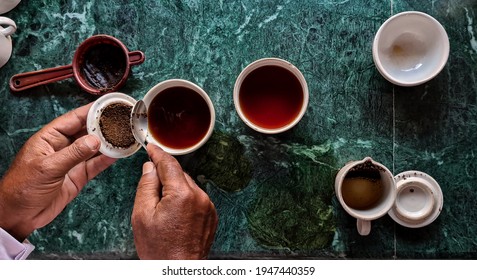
[81,44,126,89]
[148,87,211,150]
[239,65,304,129]
[341,167,384,210]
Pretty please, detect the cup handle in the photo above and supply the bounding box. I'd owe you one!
[357,219,371,236]
[128,51,145,66]
[0,17,17,37]
[9,65,75,92]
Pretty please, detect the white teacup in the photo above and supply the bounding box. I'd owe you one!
[143,79,216,155]
[0,16,16,68]
[372,11,449,86]
[335,157,397,236]
[233,58,309,134]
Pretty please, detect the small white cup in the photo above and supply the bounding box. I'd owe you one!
[142,79,215,155]
[0,16,16,68]
[233,58,309,134]
[0,0,21,14]
[335,157,397,236]
[372,11,449,86]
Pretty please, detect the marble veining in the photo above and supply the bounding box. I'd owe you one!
[0,0,476,259]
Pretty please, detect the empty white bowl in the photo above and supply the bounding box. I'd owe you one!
[373,11,449,86]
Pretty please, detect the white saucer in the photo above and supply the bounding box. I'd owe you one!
[388,171,443,228]
[87,92,141,158]
[0,0,21,14]
[0,34,12,68]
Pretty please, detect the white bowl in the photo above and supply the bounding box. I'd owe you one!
[373,11,449,86]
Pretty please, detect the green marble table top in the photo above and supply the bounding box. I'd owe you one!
[1,0,476,259]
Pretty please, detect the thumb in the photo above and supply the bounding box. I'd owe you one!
[134,162,161,210]
[43,135,101,178]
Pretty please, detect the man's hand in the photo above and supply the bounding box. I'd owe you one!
[0,103,117,241]
[132,144,218,259]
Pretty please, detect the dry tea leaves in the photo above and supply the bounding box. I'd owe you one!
[99,103,135,148]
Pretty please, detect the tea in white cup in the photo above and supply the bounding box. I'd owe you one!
[142,79,216,155]
[234,58,309,134]
[335,157,397,236]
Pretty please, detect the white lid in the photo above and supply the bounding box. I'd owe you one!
[388,171,443,228]
[86,92,141,158]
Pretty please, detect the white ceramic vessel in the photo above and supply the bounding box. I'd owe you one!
[388,171,444,228]
[335,157,397,236]
[0,16,16,68]
[142,79,216,156]
[234,57,309,134]
[87,92,141,159]
[373,11,449,86]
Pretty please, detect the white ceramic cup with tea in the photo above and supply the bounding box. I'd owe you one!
[233,58,309,134]
[142,79,215,155]
[335,157,397,236]
[0,16,16,68]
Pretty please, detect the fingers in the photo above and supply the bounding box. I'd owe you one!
[38,103,93,151]
[85,154,117,180]
[183,172,218,257]
[47,103,93,137]
[66,154,117,195]
[134,161,161,210]
[41,134,101,179]
[203,202,218,258]
[147,144,190,193]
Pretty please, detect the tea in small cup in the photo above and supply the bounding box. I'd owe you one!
[335,157,397,236]
[234,58,309,134]
[142,79,215,155]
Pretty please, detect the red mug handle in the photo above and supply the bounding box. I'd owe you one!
[128,51,145,66]
[9,64,74,92]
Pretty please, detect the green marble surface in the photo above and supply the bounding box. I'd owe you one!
[0,0,476,259]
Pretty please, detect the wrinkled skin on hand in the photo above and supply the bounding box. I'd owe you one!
[132,144,218,259]
[0,103,117,241]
